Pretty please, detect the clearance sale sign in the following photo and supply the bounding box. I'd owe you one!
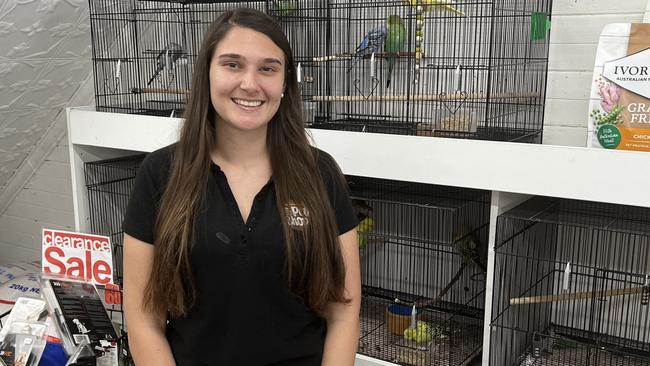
[41,228,114,286]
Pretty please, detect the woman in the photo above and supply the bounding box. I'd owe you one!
[122,7,361,366]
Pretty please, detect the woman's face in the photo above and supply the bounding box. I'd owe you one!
[209,26,286,132]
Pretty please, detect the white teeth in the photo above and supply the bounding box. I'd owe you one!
[233,99,263,107]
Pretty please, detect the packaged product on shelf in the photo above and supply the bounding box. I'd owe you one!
[0,297,48,366]
[41,275,118,366]
[588,23,650,151]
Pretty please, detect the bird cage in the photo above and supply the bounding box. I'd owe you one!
[490,196,650,365]
[348,176,490,365]
[89,0,267,116]
[90,0,552,142]
[84,153,146,365]
[278,0,552,142]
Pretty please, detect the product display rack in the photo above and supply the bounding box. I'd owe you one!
[67,106,650,365]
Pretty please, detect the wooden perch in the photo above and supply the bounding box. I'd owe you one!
[510,286,647,305]
[312,91,540,102]
[131,87,189,95]
[313,52,416,63]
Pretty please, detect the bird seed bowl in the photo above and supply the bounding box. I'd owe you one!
[386,303,422,335]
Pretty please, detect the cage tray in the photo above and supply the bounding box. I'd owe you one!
[517,325,650,366]
[359,295,482,366]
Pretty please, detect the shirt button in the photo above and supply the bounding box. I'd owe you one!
[247,226,252,232]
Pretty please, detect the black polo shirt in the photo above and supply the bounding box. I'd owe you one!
[122,144,358,366]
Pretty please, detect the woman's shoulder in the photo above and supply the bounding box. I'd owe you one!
[311,147,338,173]
[137,143,176,186]
[311,147,345,188]
[142,143,176,170]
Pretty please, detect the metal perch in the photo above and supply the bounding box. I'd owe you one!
[131,87,189,95]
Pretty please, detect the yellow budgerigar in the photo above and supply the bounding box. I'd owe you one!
[407,0,465,16]
[357,217,374,250]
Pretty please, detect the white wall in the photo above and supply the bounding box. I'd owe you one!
[0,134,74,263]
[0,0,649,264]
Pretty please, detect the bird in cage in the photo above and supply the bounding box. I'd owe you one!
[384,15,406,88]
[405,0,465,16]
[147,42,186,86]
[272,0,297,17]
[403,320,443,343]
[453,226,486,272]
[348,26,387,73]
[352,199,374,250]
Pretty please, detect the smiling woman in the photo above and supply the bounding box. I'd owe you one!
[121,7,361,366]
[209,27,286,132]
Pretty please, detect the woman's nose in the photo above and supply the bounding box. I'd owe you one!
[239,68,261,92]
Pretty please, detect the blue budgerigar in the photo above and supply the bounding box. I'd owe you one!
[348,26,387,72]
[384,15,406,88]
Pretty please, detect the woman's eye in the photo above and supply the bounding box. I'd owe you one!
[225,62,239,69]
[261,66,276,72]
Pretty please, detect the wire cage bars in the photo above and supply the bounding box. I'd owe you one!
[348,176,490,365]
[89,0,552,142]
[84,154,146,365]
[291,0,552,142]
[89,0,268,116]
[490,196,650,366]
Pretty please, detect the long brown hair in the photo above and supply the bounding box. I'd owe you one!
[145,8,348,318]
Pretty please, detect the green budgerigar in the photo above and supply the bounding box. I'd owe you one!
[273,0,297,17]
[453,226,487,272]
[384,15,406,88]
[357,217,374,250]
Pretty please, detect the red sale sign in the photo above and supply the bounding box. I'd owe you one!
[41,228,114,286]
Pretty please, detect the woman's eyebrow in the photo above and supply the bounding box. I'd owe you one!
[217,54,282,66]
[217,53,242,60]
[262,58,283,66]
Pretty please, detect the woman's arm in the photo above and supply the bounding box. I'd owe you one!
[321,228,362,366]
[123,234,177,366]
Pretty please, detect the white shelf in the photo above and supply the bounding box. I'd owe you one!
[69,106,650,208]
[67,107,650,366]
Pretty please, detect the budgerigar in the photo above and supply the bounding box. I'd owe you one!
[403,321,443,343]
[147,42,185,86]
[453,227,487,272]
[273,0,297,17]
[352,199,374,250]
[406,0,465,16]
[348,27,387,72]
[384,15,406,88]
[357,217,374,250]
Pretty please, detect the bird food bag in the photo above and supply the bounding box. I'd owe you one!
[0,272,42,320]
[0,262,40,287]
[588,23,650,150]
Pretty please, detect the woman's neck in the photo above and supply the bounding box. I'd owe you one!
[212,122,270,169]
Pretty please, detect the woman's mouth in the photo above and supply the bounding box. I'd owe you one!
[232,98,264,108]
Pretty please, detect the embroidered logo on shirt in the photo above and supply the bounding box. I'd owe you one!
[284,201,310,230]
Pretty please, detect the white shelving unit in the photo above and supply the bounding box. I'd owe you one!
[67,106,650,365]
